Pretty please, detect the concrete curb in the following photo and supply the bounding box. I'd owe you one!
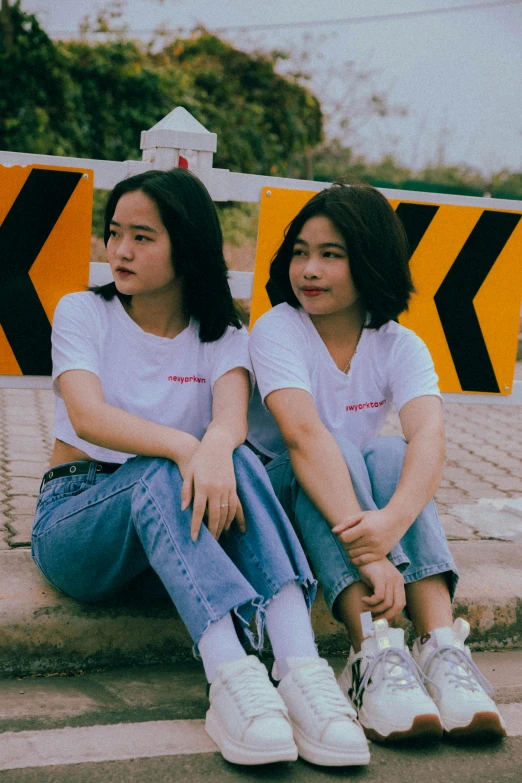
[1,540,522,678]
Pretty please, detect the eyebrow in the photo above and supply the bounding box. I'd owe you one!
[294,237,347,251]
[110,220,158,233]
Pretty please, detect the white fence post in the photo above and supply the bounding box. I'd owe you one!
[140,106,217,187]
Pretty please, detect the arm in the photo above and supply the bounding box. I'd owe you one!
[181,366,250,541]
[266,387,362,527]
[267,387,405,619]
[60,366,250,542]
[334,395,445,564]
[58,369,200,468]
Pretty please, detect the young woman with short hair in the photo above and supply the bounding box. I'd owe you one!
[248,183,505,742]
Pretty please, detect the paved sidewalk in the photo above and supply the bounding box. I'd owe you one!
[0,365,521,675]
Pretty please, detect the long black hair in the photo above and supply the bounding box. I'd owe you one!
[268,183,415,329]
[91,168,242,342]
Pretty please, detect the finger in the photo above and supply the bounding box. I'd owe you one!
[331,513,365,533]
[351,552,381,567]
[190,492,207,541]
[362,592,384,606]
[224,494,238,531]
[379,601,403,622]
[216,497,231,540]
[368,582,393,616]
[392,582,406,618]
[361,580,384,605]
[346,545,370,560]
[206,494,223,539]
[235,499,246,533]
[181,471,194,512]
[338,528,365,545]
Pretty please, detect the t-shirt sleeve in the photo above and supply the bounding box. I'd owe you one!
[249,311,312,404]
[387,329,441,413]
[207,325,254,389]
[51,293,102,397]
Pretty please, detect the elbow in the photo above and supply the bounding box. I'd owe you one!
[237,421,249,447]
[68,407,99,443]
[282,419,323,454]
[72,420,92,443]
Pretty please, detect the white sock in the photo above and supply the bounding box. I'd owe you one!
[264,581,319,679]
[198,612,247,683]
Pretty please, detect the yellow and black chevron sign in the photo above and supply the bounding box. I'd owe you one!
[251,187,522,395]
[0,164,93,376]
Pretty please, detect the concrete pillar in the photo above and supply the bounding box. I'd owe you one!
[140,107,217,186]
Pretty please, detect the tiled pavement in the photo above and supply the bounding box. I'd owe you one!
[1,364,521,550]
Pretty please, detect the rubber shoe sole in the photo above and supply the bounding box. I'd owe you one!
[292,723,370,766]
[205,708,298,765]
[362,713,443,743]
[444,711,507,740]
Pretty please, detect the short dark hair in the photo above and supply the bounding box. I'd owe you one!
[91,168,242,342]
[267,183,415,329]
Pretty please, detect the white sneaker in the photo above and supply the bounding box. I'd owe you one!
[277,657,370,766]
[205,656,298,765]
[412,618,507,739]
[338,619,442,742]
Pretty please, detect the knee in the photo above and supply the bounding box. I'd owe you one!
[141,456,181,475]
[363,436,406,480]
[136,456,183,496]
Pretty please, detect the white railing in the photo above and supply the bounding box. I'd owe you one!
[0,107,520,403]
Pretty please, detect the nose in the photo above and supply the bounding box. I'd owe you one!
[303,254,322,278]
[115,236,134,261]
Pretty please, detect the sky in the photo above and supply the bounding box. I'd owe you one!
[23,0,522,176]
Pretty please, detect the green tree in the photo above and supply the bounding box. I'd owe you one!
[1,0,13,52]
[0,1,80,156]
[1,5,322,176]
[155,31,322,175]
[63,38,192,161]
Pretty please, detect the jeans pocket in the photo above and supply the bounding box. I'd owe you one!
[33,478,92,541]
[37,476,90,509]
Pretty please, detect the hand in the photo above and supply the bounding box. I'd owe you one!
[332,508,409,565]
[180,438,246,542]
[358,558,405,622]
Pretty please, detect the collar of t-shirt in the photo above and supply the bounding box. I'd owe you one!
[113,296,195,346]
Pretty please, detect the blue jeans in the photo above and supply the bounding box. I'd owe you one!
[32,446,316,654]
[266,435,458,621]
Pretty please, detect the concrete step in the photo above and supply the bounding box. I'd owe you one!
[1,540,522,678]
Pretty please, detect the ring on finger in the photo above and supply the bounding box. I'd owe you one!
[220,503,229,509]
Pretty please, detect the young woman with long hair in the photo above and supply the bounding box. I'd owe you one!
[31,169,371,767]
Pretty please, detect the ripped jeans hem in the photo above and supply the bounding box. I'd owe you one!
[192,574,317,660]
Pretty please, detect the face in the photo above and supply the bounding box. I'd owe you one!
[106,190,177,298]
[289,215,359,317]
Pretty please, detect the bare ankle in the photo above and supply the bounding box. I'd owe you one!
[334,581,372,653]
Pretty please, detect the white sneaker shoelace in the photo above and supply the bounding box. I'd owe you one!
[356,648,433,703]
[422,646,494,695]
[224,666,288,721]
[295,664,358,721]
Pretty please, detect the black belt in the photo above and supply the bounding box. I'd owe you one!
[41,460,121,488]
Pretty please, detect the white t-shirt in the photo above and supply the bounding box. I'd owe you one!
[52,291,253,463]
[247,303,441,458]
